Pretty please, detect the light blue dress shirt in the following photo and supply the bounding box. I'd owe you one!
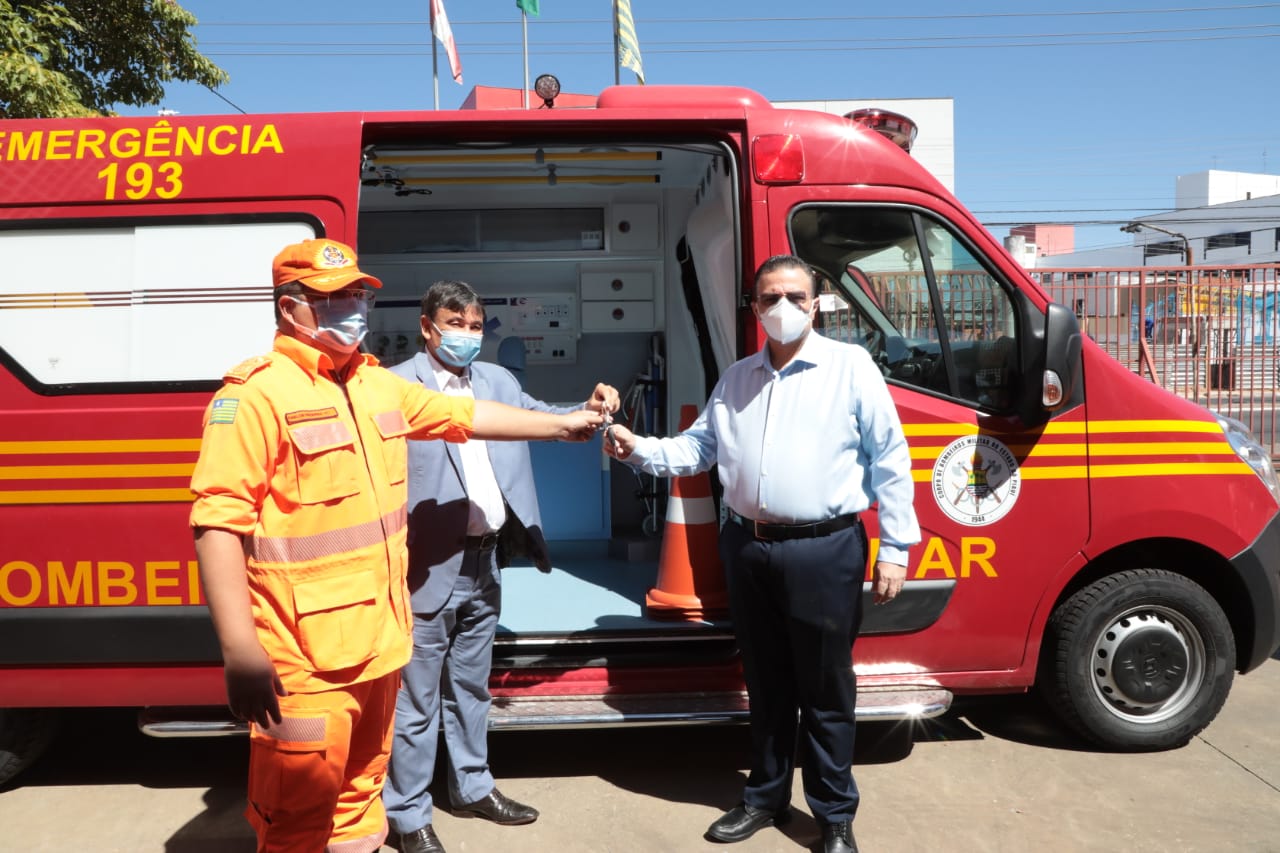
[626,331,921,565]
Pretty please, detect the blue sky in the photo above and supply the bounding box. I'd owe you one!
[130,1,1280,252]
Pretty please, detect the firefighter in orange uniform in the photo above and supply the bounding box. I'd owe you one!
[189,238,602,853]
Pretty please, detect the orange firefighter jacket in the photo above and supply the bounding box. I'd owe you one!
[189,333,474,695]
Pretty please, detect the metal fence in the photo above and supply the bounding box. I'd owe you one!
[1034,264,1280,459]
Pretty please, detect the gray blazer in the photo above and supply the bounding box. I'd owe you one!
[389,352,575,614]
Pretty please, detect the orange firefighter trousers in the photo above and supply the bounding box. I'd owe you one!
[245,671,399,853]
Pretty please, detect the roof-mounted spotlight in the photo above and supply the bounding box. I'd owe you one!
[534,74,561,109]
[846,108,918,154]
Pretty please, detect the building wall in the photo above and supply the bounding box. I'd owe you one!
[1010,224,1074,257]
[1177,170,1280,208]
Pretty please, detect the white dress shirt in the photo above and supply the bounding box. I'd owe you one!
[428,351,507,536]
[626,331,921,565]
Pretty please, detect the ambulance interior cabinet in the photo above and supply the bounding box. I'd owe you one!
[579,267,657,332]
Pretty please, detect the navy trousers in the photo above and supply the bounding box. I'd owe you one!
[719,518,867,823]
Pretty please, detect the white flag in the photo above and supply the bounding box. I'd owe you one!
[430,0,463,84]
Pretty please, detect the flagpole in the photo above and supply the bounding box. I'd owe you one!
[521,11,530,109]
[432,25,440,109]
[612,0,620,86]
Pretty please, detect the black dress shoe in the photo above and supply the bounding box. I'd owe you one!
[399,824,446,853]
[705,803,792,843]
[454,787,539,825]
[820,820,858,853]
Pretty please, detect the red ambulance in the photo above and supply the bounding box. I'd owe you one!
[2,84,1278,784]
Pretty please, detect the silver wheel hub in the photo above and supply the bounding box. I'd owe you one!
[1090,605,1203,723]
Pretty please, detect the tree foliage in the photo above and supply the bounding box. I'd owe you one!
[0,0,228,118]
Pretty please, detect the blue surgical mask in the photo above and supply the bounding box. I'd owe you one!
[432,322,483,367]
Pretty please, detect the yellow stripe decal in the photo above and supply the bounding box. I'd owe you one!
[0,439,202,454]
[0,464,195,480]
[902,423,981,437]
[912,461,1249,482]
[1089,462,1253,478]
[909,441,1233,460]
[1081,420,1221,434]
[0,488,195,504]
[1074,441,1233,457]
[902,419,1220,439]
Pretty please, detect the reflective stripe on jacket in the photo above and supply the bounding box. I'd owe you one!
[190,333,474,694]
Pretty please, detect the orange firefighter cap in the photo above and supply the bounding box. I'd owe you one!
[271,238,383,293]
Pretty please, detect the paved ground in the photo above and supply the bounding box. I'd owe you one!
[2,652,1278,853]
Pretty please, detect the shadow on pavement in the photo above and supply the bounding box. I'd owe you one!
[945,691,1097,752]
[4,690,1095,850]
[165,787,256,853]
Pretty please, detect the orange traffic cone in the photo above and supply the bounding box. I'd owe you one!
[645,405,730,621]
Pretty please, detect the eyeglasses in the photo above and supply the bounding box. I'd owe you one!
[756,291,811,308]
[298,289,377,308]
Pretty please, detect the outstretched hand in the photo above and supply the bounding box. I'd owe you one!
[602,423,637,459]
[560,408,605,442]
[586,383,621,416]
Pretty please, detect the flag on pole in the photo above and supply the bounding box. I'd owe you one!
[430,0,463,84]
[614,0,644,84]
[517,0,538,108]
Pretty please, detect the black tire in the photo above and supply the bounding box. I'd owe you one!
[1039,569,1235,751]
[0,708,59,787]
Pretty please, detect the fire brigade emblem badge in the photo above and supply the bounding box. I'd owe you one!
[321,244,347,267]
[931,434,1020,526]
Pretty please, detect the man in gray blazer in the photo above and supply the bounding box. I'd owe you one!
[384,280,619,853]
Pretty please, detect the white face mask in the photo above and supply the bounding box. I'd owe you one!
[287,294,370,353]
[758,295,812,345]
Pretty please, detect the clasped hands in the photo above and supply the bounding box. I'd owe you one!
[561,382,622,441]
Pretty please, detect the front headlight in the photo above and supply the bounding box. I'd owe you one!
[1215,413,1280,507]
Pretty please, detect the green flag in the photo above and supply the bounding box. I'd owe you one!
[516,0,540,15]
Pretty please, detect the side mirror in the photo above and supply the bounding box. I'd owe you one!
[1016,293,1083,425]
[1042,301,1083,410]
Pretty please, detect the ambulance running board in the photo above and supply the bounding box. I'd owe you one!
[486,685,952,730]
[139,686,951,737]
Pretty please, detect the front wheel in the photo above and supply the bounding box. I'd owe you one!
[1039,569,1235,751]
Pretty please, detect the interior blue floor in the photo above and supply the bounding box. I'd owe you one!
[496,539,731,634]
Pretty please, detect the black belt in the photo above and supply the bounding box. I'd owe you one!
[727,510,861,542]
[464,532,499,551]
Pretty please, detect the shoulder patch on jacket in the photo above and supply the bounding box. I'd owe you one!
[223,355,273,384]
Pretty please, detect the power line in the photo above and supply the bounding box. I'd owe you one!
[201,84,246,114]
[982,213,1280,225]
[202,32,1280,57]
[197,23,1280,49]
[194,5,1280,27]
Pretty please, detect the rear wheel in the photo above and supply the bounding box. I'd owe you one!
[0,708,59,787]
[1040,570,1235,751]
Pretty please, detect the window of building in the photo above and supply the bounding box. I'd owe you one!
[1144,240,1185,260]
[1206,232,1251,252]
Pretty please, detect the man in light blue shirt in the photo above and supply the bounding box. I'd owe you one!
[605,254,920,853]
